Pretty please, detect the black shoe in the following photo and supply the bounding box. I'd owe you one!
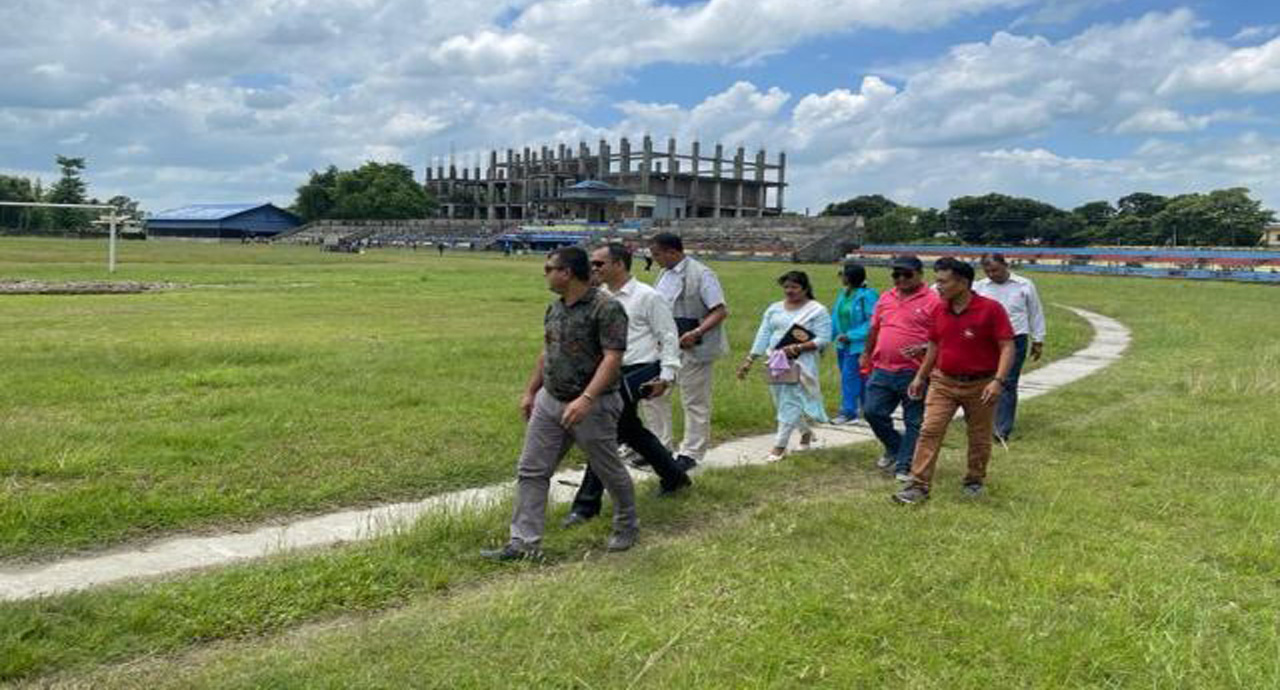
[561,511,593,528]
[674,454,698,472]
[961,482,986,498]
[479,542,542,562]
[656,474,692,497]
[607,529,638,552]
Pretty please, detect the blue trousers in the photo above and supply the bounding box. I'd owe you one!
[996,335,1029,439]
[864,368,926,474]
[836,348,867,419]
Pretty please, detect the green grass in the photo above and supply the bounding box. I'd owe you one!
[6,237,1272,687]
[0,237,1085,559]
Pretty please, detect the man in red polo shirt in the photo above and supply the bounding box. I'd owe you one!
[893,257,1015,504]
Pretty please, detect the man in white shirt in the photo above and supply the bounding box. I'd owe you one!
[974,253,1046,441]
[647,232,729,470]
[565,244,693,526]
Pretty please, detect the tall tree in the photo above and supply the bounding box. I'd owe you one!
[291,162,434,221]
[47,155,91,230]
[1152,188,1275,247]
[821,194,899,220]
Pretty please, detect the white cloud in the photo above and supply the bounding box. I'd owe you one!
[1160,37,1280,95]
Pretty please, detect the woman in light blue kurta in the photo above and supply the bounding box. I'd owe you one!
[736,270,832,459]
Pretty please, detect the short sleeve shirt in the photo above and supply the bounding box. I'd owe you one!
[543,288,629,401]
[928,294,1015,376]
[869,287,941,372]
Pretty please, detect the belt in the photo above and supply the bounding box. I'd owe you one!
[622,361,660,374]
[941,371,995,383]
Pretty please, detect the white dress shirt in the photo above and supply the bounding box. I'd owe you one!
[974,272,1046,342]
[603,277,683,381]
[654,257,726,311]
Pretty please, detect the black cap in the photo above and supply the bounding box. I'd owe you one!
[889,255,924,272]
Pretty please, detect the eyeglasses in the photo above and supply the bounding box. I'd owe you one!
[891,270,916,279]
[590,260,608,268]
[544,264,565,274]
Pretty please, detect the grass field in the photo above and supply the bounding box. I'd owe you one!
[0,237,1085,559]
[2,237,1277,687]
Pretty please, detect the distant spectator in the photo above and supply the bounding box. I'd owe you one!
[738,271,831,461]
[893,257,1015,505]
[974,253,1046,441]
[830,261,878,424]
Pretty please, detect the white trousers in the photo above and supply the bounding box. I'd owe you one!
[640,356,716,461]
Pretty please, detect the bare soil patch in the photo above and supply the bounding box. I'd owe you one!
[0,280,178,295]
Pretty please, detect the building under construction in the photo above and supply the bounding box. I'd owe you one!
[425,136,786,222]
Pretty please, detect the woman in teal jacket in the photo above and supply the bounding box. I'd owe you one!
[830,261,878,423]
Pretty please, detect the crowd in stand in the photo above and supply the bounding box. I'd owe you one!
[482,235,1046,560]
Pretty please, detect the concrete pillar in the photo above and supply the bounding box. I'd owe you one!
[755,148,767,217]
[597,138,609,178]
[734,147,745,217]
[666,137,677,197]
[620,137,631,176]
[776,152,787,213]
[712,143,723,218]
[641,135,653,194]
[690,141,701,216]
[578,142,589,177]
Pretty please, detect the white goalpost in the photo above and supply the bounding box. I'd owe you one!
[0,201,140,273]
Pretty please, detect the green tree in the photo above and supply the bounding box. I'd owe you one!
[291,162,435,221]
[47,155,91,230]
[864,205,938,244]
[947,193,1067,245]
[1116,192,1168,219]
[821,194,899,220]
[1152,188,1275,247]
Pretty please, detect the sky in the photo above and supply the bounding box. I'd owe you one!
[2,0,1279,216]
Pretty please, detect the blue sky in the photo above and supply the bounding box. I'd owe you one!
[2,0,1278,216]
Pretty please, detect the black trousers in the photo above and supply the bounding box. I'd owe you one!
[570,384,688,518]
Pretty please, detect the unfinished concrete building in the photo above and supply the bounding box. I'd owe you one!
[424,136,786,222]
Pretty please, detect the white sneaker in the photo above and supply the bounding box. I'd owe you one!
[876,455,894,469]
[831,415,850,425]
[895,472,912,482]
[765,451,786,462]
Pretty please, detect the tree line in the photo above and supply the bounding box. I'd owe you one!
[822,190,1276,247]
[291,162,436,222]
[0,156,140,233]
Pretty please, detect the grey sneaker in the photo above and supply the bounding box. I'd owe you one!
[892,485,929,504]
[876,455,894,470]
[607,529,638,552]
[894,472,913,482]
[562,511,593,528]
[961,482,986,498]
[480,542,543,562]
[831,415,850,425]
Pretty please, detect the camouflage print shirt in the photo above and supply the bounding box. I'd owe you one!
[542,287,629,402]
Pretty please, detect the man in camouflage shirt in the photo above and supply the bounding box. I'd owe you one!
[481,245,639,561]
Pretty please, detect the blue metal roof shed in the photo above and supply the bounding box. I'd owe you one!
[146,203,301,240]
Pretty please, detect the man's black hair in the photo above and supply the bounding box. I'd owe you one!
[650,232,683,252]
[551,245,591,281]
[980,252,1008,266]
[842,260,867,288]
[934,256,975,285]
[600,242,632,271]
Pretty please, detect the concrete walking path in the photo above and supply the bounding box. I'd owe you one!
[0,305,1129,602]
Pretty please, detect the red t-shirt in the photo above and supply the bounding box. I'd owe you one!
[929,293,1015,376]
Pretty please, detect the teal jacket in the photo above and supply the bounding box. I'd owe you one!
[830,286,878,353]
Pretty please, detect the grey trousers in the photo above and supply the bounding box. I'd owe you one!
[643,356,715,461]
[510,389,637,547]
